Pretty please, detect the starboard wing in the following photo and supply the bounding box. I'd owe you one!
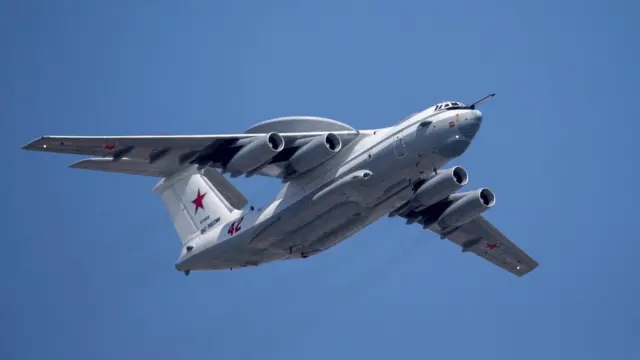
[397,210,538,277]
[431,216,538,276]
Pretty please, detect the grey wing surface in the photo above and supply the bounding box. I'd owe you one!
[22,131,359,179]
[399,212,538,276]
[22,133,259,176]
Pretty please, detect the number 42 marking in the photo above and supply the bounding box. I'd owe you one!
[227,216,244,236]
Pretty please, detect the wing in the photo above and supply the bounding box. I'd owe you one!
[22,130,360,179]
[397,211,538,277]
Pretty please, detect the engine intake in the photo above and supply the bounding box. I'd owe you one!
[413,166,468,209]
[436,188,495,230]
[289,133,342,174]
[225,132,285,176]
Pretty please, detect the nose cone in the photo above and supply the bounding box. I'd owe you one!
[471,109,482,123]
[438,136,471,158]
[458,109,482,139]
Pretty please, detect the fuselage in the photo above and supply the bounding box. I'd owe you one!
[177,105,483,271]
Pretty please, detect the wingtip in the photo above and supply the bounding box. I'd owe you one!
[21,137,46,151]
[68,159,86,169]
[516,261,539,277]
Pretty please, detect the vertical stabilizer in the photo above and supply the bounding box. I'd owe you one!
[153,166,238,244]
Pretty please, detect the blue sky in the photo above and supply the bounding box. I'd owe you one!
[2,0,639,359]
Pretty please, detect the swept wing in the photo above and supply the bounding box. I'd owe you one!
[397,209,538,277]
[22,130,359,179]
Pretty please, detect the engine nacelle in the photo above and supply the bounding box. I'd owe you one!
[413,166,468,209]
[225,132,285,176]
[436,188,496,230]
[288,133,342,174]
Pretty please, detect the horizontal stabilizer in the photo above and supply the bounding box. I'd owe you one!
[201,167,248,210]
[71,158,248,210]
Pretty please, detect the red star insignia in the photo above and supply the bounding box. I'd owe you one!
[104,143,117,150]
[192,189,207,214]
[485,242,500,250]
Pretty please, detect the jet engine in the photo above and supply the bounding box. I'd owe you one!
[288,133,342,174]
[413,166,468,209]
[436,188,495,230]
[225,132,285,176]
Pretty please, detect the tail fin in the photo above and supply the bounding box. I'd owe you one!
[153,166,239,244]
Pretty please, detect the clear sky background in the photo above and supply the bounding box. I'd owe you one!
[2,0,639,359]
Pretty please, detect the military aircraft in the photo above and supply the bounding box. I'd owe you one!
[22,94,538,277]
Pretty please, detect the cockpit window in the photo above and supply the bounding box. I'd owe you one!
[434,101,466,111]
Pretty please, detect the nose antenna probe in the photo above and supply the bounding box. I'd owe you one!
[468,93,496,109]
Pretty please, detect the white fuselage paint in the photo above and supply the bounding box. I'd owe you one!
[176,107,482,271]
